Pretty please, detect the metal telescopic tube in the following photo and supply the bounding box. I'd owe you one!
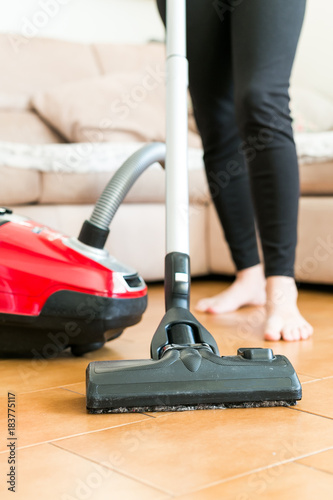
[165,0,189,256]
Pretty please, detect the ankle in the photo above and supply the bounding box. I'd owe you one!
[237,263,265,283]
[266,276,297,291]
[266,276,298,307]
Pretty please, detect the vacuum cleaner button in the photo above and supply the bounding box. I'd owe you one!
[238,348,274,361]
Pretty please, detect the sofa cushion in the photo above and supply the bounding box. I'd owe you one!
[0,36,101,110]
[0,111,63,143]
[32,73,201,148]
[38,158,333,203]
[33,72,166,143]
[40,163,209,205]
[295,197,333,283]
[93,42,165,75]
[0,165,40,205]
[0,141,209,204]
[299,160,333,195]
[38,145,209,204]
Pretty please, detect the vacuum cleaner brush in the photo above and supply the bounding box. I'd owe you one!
[86,300,302,413]
[86,347,301,413]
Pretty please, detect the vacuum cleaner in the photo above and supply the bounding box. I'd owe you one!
[86,0,302,412]
[0,143,166,357]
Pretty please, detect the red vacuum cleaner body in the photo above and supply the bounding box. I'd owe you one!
[0,209,147,357]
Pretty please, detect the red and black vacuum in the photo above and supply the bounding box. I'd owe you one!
[0,143,165,357]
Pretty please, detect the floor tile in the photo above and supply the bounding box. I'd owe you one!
[298,374,319,383]
[297,448,333,475]
[0,356,86,395]
[55,407,333,496]
[0,443,170,500]
[0,388,151,451]
[268,338,333,379]
[0,340,149,395]
[176,462,333,500]
[293,378,333,419]
[60,382,86,396]
[296,289,333,341]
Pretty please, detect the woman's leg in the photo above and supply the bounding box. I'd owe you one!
[156,0,266,313]
[232,0,312,340]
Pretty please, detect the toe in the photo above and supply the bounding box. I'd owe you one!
[305,322,314,337]
[207,302,225,314]
[281,326,294,342]
[264,316,282,341]
[195,299,211,312]
[291,327,301,341]
[300,322,313,340]
[207,307,219,315]
[264,330,281,341]
[300,327,309,340]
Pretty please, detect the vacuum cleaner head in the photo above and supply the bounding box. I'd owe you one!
[0,209,147,357]
[86,303,302,413]
[86,346,302,413]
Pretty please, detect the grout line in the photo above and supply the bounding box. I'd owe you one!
[287,405,333,421]
[60,387,85,396]
[294,460,333,477]
[18,382,84,395]
[171,445,333,497]
[50,442,174,497]
[301,378,322,385]
[302,376,333,382]
[0,416,151,455]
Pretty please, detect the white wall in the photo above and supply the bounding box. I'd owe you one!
[0,0,332,99]
[0,0,165,43]
[291,0,333,101]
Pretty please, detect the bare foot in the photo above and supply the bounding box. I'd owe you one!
[264,276,313,341]
[195,264,266,314]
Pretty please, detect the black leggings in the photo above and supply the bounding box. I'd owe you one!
[157,0,306,277]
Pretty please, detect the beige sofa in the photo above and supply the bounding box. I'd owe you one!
[1,35,333,284]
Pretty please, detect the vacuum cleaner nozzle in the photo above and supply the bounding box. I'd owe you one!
[86,344,302,413]
[86,304,302,413]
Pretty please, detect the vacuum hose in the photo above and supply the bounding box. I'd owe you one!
[78,142,166,249]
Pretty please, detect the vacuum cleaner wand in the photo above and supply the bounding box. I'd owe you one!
[86,0,302,413]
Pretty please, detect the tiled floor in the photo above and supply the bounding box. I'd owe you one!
[1,280,333,499]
